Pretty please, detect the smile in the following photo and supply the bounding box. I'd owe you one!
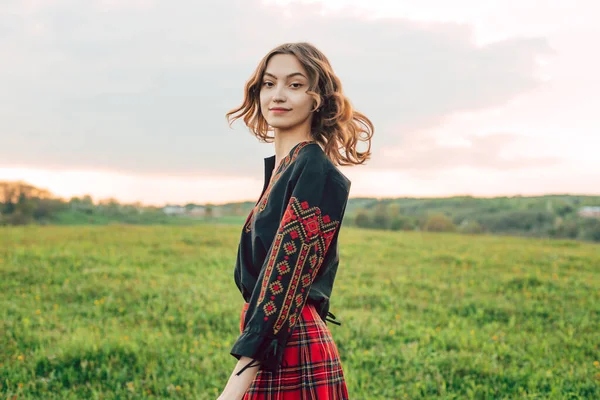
[270,109,290,114]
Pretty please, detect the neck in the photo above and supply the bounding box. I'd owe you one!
[272,129,313,171]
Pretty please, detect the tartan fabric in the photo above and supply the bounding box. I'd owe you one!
[240,302,349,400]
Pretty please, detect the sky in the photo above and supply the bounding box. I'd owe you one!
[1,0,598,205]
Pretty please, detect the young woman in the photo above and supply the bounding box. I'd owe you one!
[218,42,374,399]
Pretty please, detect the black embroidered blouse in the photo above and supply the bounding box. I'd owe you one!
[230,140,351,373]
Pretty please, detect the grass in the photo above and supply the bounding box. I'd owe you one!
[1,225,599,399]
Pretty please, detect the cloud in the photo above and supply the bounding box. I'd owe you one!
[0,0,551,176]
[381,131,563,173]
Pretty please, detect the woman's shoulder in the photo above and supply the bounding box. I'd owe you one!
[295,143,351,191]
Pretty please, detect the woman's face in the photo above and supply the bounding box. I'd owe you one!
[259,54,316,132]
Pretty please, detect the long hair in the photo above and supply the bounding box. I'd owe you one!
[225,42,373,166]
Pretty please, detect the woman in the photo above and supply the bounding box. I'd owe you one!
[218,42,374,399]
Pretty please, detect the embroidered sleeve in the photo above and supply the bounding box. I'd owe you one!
[230,163,349,371]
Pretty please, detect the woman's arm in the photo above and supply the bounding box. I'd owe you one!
[218,356,260,399]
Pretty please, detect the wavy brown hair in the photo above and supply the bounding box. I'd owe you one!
[225,42,373,166]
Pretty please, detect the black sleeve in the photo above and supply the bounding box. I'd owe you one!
[230,161,349,372]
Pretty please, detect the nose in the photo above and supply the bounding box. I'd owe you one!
[272,84,286,103]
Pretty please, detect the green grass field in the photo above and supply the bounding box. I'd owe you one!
[1,225,599,399]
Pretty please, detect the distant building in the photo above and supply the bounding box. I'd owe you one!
[162,204,221,217]
[162,205,186,215]
[187,206,207,217]
[577,206,600,218]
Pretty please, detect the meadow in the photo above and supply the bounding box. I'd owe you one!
[1,224,599,399]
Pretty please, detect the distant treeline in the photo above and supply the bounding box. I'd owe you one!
[0,181,187,226]
[347,196,600,242]
[2,181,600,242]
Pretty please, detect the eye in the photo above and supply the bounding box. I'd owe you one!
[263,81,274,87]
[290,83,303,88]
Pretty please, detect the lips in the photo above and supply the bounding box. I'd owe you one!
[270,108,290,114]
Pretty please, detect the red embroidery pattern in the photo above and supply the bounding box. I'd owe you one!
[256,234,285,305]
[263,300,277,316]
[244,141,315,233]
[274,242,310,334]
[254,196,340,335]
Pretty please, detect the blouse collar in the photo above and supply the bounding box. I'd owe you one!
[262,140,316,187]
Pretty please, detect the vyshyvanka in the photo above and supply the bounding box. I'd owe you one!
[230,140,351,399]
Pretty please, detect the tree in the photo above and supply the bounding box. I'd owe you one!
[388,203,400,218]
[555,201,574,217]
[423,213,456,232]
[355,210,370,228]
[5,210,31,225]
[372,202,390,229]
[458,219,483,234]
[389,216,415,231]
[98,198,121,216]
[478,210,555,233]
[204,204,214,219]
[34,198,67,221]
[548,218,578,239]
[579,218,600,242]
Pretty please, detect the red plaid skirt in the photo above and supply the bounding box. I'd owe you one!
[240,302,349,399]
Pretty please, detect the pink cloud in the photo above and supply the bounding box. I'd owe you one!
[381,132,563,172]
